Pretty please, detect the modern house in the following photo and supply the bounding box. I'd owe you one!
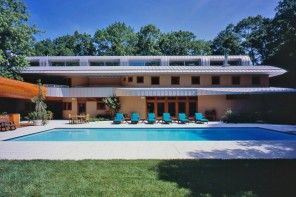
[17,55,295,120]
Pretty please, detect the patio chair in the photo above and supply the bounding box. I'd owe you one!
[147,113,156,124]
[162,113,172,124]
[178,113,189,124]
[194,112,209,124]
[130,112,140,124]
[113,112,124,124]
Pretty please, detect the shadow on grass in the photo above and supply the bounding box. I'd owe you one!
[157,159,296,196]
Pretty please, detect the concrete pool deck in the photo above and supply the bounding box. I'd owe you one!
[0,120,296,160]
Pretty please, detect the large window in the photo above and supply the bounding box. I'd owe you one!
[191,76,200,85]
[171,76,180,85]
[129,60,160,66]
[232,76,240,85]
[128,77,133,82]
[151,76,160,85]
[212,76,220,85]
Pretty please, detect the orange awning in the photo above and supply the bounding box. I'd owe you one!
[0,77,47,100]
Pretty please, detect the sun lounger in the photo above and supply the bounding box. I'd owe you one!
[147,113,156,124]
[113,112,124,124]
[130,112,140,124]
[178,113,189,124]
[162,113,172,124]
[194,112,209,123]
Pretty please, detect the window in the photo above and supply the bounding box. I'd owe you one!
[185,60,200,66]
[50,61,79,66]
[105,61,120,66]
[90,61,105,66]
[128,77,133,82]
[129,60,160,66]
[170,61,184,66]
[210,60,224,66]
[51,61,65,66]
[191,76,200,85]
[212,76,220,85]
[63,102,72,110]
[137,76,144,83]
[65,61,79,66]
[29,61,39,67]
[151,76,160,85]
[232,76,240,85]
[252,76,260,85]
[97,98,105,110]
[171,76,180,85]
[228,60,241,66]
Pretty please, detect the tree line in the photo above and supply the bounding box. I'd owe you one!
[0,0,295,86]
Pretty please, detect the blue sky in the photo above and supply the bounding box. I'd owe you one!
[25,0,279,41]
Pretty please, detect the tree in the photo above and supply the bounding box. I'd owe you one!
[33,39,55,56]
[234,16,271,64]
[0,0,37,79]
[72,31,96,56]
[159,31,210,55]
[264,0,296,87]
[211,24,243,55]
[103,96,121,116]
[94,22,138,55]
[136,24,162,55]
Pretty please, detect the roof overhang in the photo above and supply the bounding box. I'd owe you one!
[22,66,286,77]
[0,77,47,100]
[45,86,296,98]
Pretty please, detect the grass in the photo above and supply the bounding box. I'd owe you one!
[0,160,295,196]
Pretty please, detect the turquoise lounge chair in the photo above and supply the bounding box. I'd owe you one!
[113,112,124,124]
[162,113,172,124]
[195,112,208,123]
[147,113,156,124]
[178,113,189,124]
[130,112,140,124]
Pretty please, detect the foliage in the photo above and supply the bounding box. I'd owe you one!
[103,96,121,116]
[136,24,162,55]
[94,22,138,55]
[211,24,243,56]
[27,80,52,124]
[0,160,295,196]
[0,0,37,80]
[159,31,211,55]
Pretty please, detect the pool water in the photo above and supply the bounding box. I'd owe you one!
[8,127,296,141]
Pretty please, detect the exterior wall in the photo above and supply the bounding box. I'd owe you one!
[88,77,122,87]
[119,96,146,119]
[198,95,250,119]
[62,98,108,119]
[122,75,269,87]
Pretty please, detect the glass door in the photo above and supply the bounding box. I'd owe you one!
[78,102,86,114]
[168,102,176,117]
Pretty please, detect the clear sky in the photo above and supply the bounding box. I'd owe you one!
[25,0,279,41]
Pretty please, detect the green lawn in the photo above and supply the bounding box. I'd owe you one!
[0,160,295,196]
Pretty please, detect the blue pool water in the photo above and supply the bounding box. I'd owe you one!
[8,127,296,141]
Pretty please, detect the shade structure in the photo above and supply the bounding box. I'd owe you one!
[0,77,47,99]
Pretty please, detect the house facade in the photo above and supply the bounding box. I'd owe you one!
[21,55,295,120]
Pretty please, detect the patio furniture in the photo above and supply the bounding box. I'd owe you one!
[147,113,156,124]
[178,113,189,124]
[162,113,172,124]
[130,112,140,124]
[113,112,124,124]
[194,112,209,124]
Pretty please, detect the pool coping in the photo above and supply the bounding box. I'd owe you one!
[0,121,296,160]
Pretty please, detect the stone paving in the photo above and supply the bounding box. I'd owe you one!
[0,120,295,160]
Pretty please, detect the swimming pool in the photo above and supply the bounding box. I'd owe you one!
[8,127,296,141]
